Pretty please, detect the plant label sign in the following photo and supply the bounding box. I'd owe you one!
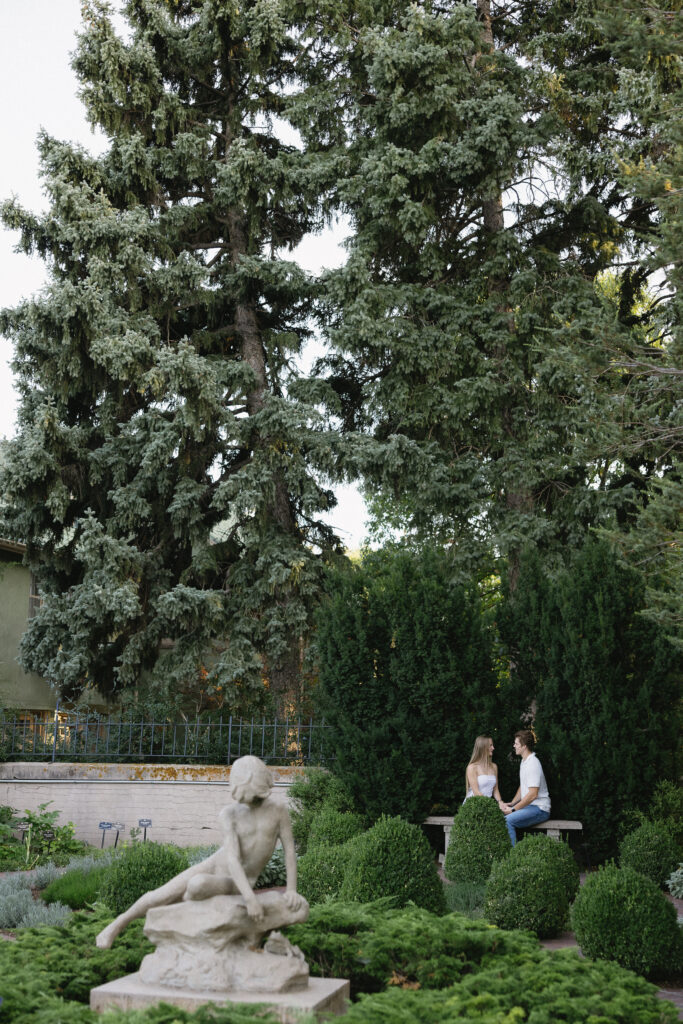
[99,821,113,847]
[138,819,152,827]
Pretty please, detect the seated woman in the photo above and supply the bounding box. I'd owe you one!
[464,735,504,807]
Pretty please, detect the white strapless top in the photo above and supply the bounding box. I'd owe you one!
[465,774,497,799]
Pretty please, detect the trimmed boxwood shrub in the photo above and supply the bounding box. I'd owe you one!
[572,863,683,978]
[297,839,359,905]
[308,808,366,850]
[99,842,189,915]
[485,836,578,937]
[444,796,510,883]
[339,815,446,914]
[619,821,680,888]
[288,768,356,854]
[511,834,580,902]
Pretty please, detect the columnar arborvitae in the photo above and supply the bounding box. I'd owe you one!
[316,548,523,821]
[0,0,343,705]
[499,540,681,860]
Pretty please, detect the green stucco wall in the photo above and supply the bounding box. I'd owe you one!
[0,557,57,710]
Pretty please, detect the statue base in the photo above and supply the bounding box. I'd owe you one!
[141,890,310,992]
[89,973,350,1021]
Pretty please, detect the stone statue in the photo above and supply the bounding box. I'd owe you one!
[94,755,310,993]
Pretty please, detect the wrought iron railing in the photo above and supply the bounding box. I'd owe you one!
[0,712,331,766]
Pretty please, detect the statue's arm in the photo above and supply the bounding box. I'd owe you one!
[279,804,304,910]
[279,805,298,893]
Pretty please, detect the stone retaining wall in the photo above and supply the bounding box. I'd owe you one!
[0,762,303,848]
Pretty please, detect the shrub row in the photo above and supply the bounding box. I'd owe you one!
[298,814,445,914]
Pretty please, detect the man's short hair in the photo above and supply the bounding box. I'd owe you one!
[515,729,535,752]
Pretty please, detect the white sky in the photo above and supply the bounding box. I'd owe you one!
[0,1,369,549]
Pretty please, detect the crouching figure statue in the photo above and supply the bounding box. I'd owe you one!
[95,755,310,993]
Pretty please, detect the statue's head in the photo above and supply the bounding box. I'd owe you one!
[230,755,273,804]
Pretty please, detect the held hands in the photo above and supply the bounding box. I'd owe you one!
[499,802,514,815]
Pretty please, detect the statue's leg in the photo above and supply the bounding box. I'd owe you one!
[95,859,216,949]
[183,872,236,900]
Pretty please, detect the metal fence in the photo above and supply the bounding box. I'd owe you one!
[0,712,332,766]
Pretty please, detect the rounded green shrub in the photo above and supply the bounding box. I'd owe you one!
[297,839,357,905]
[289,768,356,854]
[572,863,683,978]
[485,836,577,937]
[619,821,680,888]
[339,815,446,914]
[99,842,189,915]
[511,834,580,902]
[444,796,510,883]
[308,808,366,850]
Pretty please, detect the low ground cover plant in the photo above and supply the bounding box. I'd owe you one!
[485,835,579,938]
[443,796,510,884]
[285,899,540,995]
[619,821,680,888]
[338,950,677,1024]
[571,863,683,979]
[0,895,677,1023]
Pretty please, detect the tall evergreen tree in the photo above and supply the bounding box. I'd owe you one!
[592,0,683,646]
[0,0,343,706]
[316,0,669,575]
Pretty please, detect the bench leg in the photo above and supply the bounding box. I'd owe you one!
[546,828,561,840]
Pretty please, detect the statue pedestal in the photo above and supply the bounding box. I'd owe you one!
[89,974,350,1021]
[139,891,310,992]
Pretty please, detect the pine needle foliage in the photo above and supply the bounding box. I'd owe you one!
[0,0,347,705]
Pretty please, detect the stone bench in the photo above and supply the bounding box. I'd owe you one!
[424,815,583,863]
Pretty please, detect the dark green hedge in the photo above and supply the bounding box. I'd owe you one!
[316,548,524,821]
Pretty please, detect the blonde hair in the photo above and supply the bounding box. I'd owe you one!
[465,735,493,795]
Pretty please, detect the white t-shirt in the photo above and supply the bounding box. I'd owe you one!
[520,753,551,812]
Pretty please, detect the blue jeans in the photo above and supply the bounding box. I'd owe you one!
[505,805,550,845]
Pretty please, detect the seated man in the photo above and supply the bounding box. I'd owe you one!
[96,754,303,949]
[500,730,550,845]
